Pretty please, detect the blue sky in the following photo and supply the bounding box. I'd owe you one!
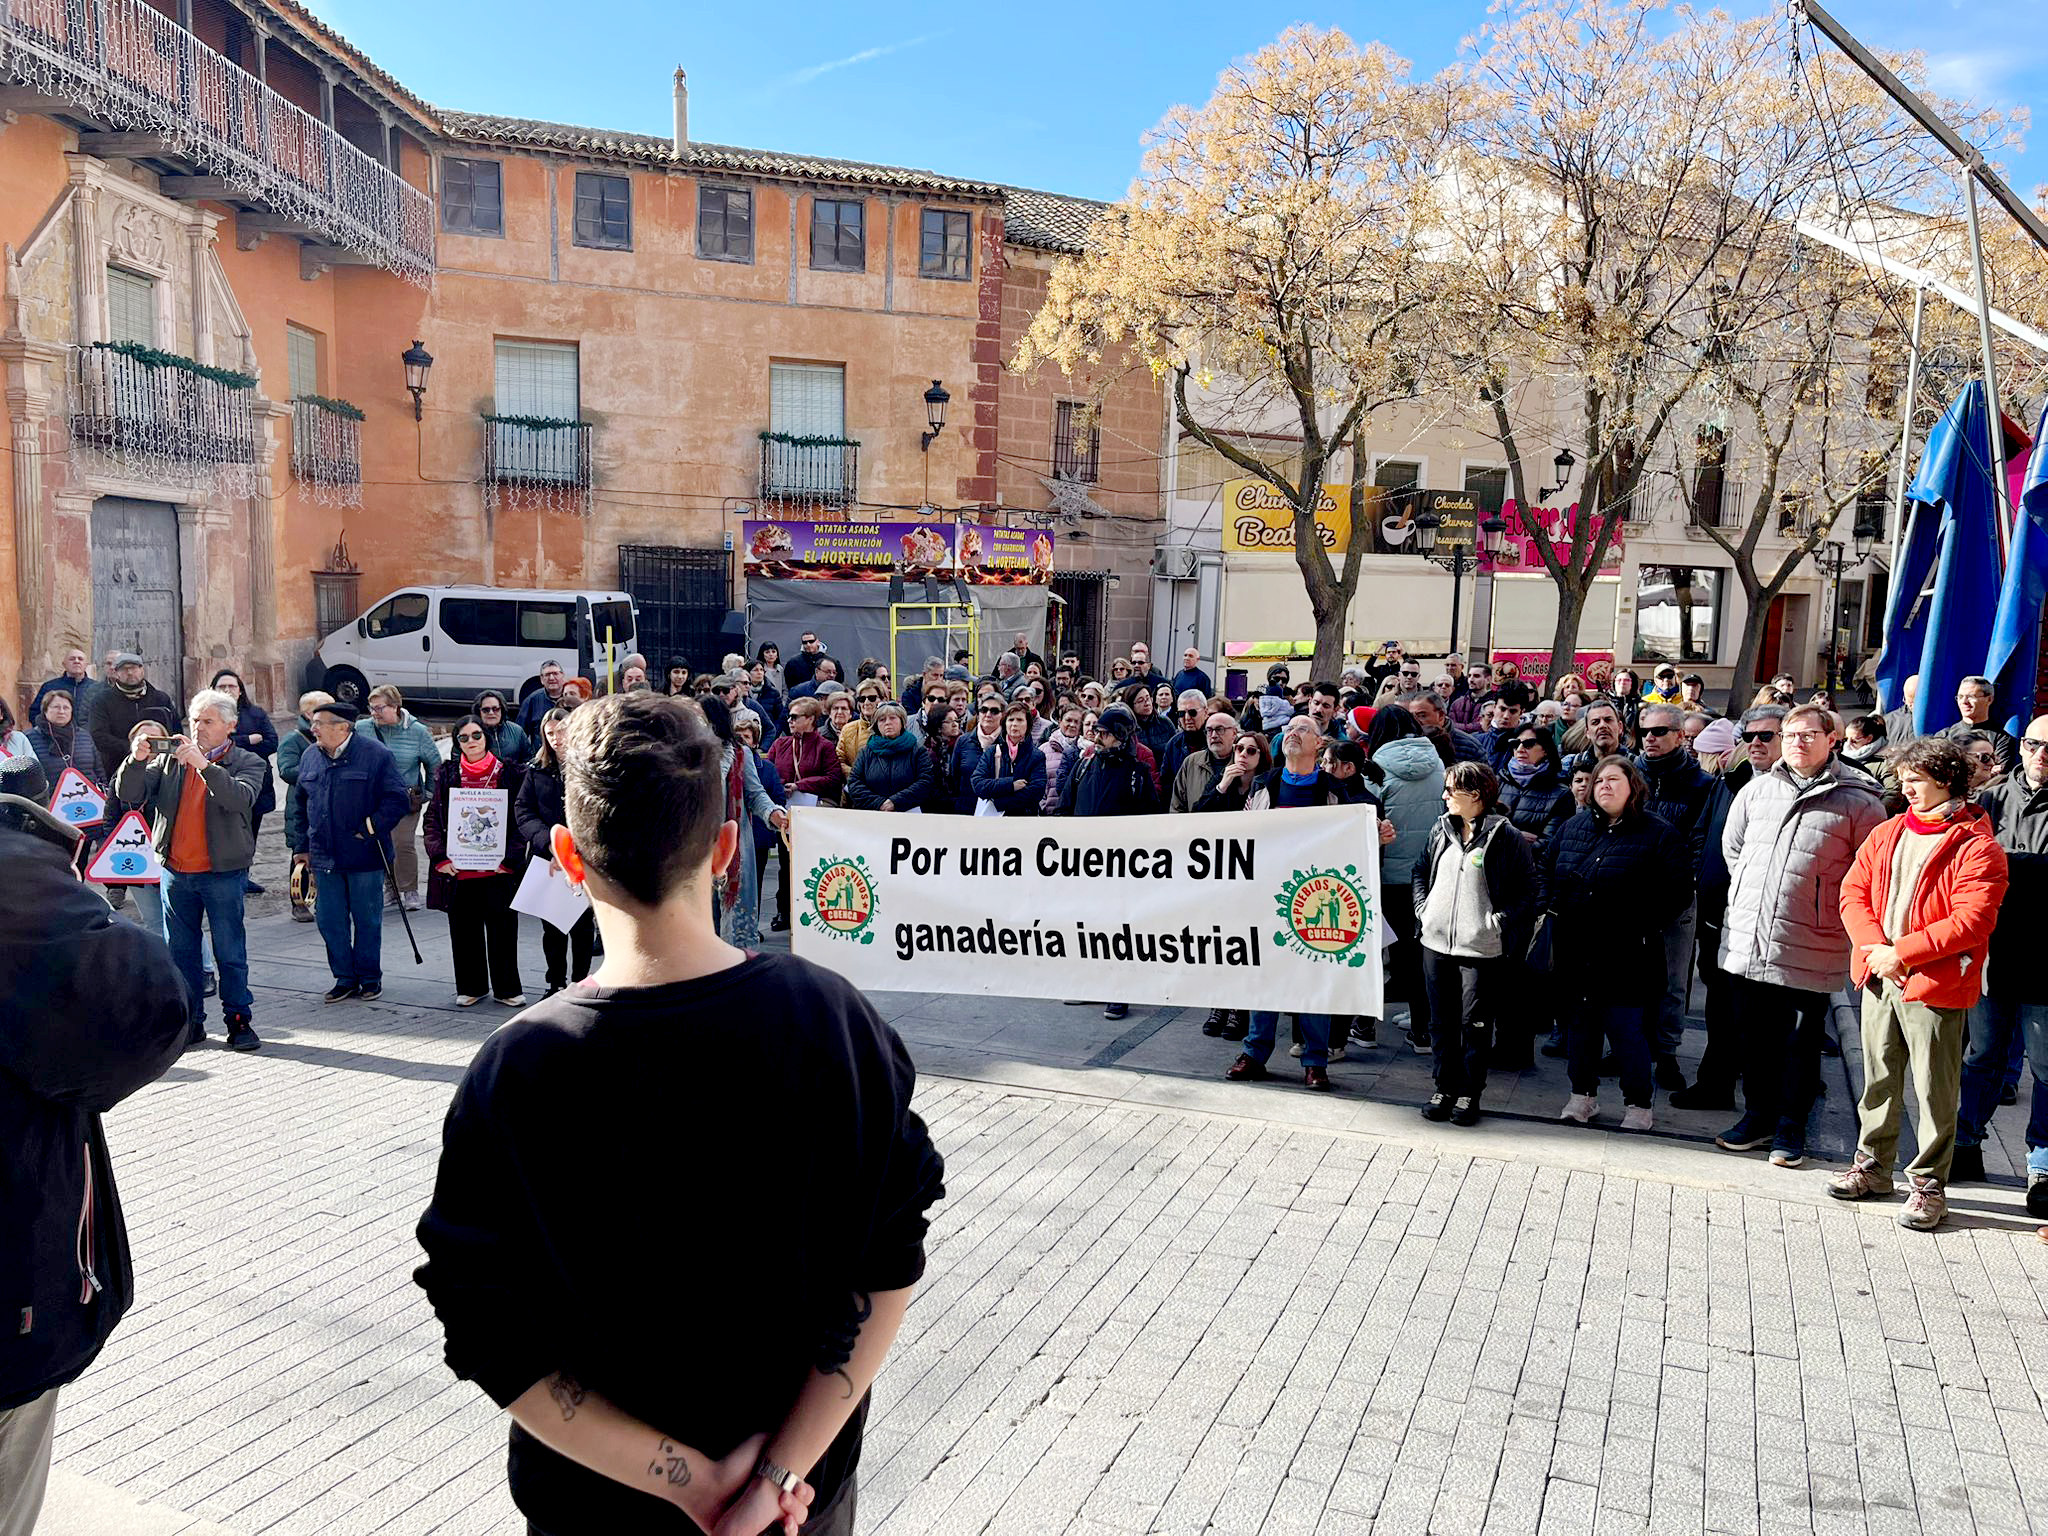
[311,0,2045,207]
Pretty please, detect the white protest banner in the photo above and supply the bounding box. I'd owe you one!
[448,787,510,871]
[790,804,1382,1014]
[47,766,107,828]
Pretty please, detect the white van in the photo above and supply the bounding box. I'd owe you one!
[317,586,638,709]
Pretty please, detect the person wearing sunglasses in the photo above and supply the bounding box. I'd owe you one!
[1953,715,2048,1206]
[470,690,529,770]
[1161,689,1213,780]
[425,715,528,1008]
[1643,666,1683,706]
[1955,730,2004,793]
[948,698,1009,814]
[1672,705,1787,1111]
[836,686,884,774]
[1634,704,1716,1094]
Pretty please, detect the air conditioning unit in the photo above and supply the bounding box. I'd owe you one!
[1151,545,1199,580]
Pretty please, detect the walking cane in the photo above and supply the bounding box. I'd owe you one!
[367,816,425,965]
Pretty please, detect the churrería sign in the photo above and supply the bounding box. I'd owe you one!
[791,803,1385,1013]
[1220,479,1366,554]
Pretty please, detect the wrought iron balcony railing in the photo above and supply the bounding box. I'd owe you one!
[485,415,591,485]
[759,433,860,506]
[291,395,362,502]
[1687,477,1745,530]
[71,340,256,466]
[1,0,432,281]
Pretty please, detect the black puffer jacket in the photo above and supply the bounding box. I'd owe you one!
[1,829,190,1411]
[1636,749,1716,875]
[514,761,567,861]
[1496,762,1573,847]
[1979,772,2048,1001]
[1543,806,1694,1001]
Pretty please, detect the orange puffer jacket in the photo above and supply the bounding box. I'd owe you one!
[1839,804,2009,1009]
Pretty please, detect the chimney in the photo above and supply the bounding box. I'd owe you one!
[672,67,688,157]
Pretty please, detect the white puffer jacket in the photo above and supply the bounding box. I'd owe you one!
[1718,760,1887,993]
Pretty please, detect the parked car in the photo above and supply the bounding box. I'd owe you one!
[316,586,637,708]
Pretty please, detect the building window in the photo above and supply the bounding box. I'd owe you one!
[286,324,319,398]
[1053,401,1100,483]
[1372,457,1422,491]
[810,198,865,272]
[441,157,503,236]
[1462,464,1508,515]
[770,361,846,438]
[573,172,631,249]
[495,340,580,420]
[1634,565,1722,665]
[106,266,155,346]
[697,186,753,262]
[920,208,971,280]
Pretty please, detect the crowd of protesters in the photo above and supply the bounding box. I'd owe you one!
[14,631,2044,1234]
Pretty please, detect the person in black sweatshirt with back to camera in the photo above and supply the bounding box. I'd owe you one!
[414,691,945,1536]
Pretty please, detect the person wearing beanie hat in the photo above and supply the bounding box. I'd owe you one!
[1692,715,1739,766]
[1350,704,1377,741]
[1059,702,1159,1020]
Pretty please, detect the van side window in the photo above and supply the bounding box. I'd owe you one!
[519,602,574,645]
[439,598,519,648]
[366,592,429,639]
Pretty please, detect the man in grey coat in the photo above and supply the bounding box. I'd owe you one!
[114,688,269,1052]
[1713,702,1886,1169]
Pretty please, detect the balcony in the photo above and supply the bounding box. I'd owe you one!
[291,394,361,504]
[1,0,432,282]
[759,432,860,507]
[71,340,256,469]
[484,415,592,513]
[1686,476,1746,531]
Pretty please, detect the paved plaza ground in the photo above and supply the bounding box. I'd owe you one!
[34,848,2048,1535]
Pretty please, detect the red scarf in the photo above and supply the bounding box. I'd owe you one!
[1902,801,1959,836]
[458,751,502,789]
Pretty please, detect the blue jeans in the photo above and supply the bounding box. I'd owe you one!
[315,868,387,989]
[1246,1011,1329,1070]
[163,868,251,1023]
[1957,996,2048,1171]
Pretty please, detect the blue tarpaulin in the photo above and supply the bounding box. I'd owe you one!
[1986,402,2048,736]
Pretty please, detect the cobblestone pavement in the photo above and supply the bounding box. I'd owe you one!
[38,891,2048,1535]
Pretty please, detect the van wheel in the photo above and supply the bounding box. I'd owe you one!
[324,666,368,707]
[516,677,543,704]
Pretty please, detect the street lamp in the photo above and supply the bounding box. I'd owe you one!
[401,339,433,421]
[1411,508,1507,658]
[1817,522,1878,693]
[919,379,950,506]
[1537,447,1577,503]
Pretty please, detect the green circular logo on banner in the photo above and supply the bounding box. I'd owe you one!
[801,854,878,944]
[1274,866,1372,966]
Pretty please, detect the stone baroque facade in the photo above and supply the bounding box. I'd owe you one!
[0,0,1165,713]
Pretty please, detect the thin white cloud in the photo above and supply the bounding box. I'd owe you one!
[1924,50,2016,100]
[780,33,944,89]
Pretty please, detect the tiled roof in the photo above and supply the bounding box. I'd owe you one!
[1001,186,1111,253]
[264,1,438,128]
[438,111,1008,199]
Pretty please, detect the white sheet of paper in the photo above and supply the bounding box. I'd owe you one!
[510,858,590,935]
[788,791,821,809]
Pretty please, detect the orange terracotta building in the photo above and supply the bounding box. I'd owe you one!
[0,0,1163,717]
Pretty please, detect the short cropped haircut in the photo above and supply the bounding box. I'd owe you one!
[1781,702,1835,736]
[1444,759,1500,809]
[1892,736,1975,799]
[367,684,404,709]
[563,694,725,907]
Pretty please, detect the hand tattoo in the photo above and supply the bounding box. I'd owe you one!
[649,1437,691,1489]
[548,1374,586,1421]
